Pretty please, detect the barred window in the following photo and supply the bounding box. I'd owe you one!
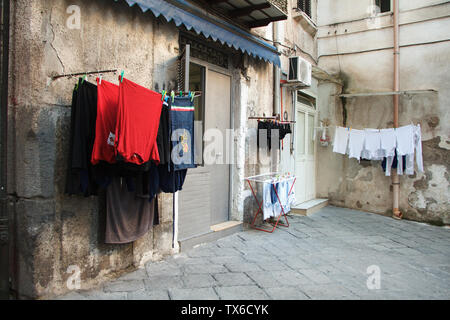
[297,0,311,18]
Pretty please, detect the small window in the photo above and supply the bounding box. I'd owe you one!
[376,0,391,13]
[297,0,311,18]
[297,91,316,109]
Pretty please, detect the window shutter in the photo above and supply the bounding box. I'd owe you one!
[178,44,190,92]
[298,0,311,17]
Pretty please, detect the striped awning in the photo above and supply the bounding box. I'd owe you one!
[114,0,281,66]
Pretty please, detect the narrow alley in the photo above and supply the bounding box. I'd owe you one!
[58,207,450,300]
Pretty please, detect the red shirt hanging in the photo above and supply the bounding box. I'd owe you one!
[114,78,162,165]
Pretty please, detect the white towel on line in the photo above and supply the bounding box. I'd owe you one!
[362,129,383,160]
[333,126,350,155]
[348,129,365,161]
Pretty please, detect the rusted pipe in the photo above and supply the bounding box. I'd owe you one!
[392,0,402,220]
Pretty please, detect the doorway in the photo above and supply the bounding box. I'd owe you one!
[178,60,232,241]
[294,93,317,205]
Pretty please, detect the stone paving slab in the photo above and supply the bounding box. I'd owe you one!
[181,274,218,288]
[169,288,219,300]
[265,287,310,300]
[214,285,270,300]
[212,273,255,287]
[144,276,184,290]
[128,289,170,300]
[56,206,450,300]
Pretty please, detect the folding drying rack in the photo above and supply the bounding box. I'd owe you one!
[245,173,296,233]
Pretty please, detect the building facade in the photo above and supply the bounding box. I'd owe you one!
[5,0,295,299]
[1,0,448,299]
[315,0,450,225]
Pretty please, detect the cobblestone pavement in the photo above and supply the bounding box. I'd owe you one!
[58,206,450,300]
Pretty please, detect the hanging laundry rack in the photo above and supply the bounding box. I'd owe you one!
[245,172,296,234]
[51,69,118,80]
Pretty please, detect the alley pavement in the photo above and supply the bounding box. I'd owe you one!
[58,206,450,300]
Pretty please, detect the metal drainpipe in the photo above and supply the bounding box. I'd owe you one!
[392,0,402,219]
[0,0,10,300]
[273,22,281,117]
[273,22,281,171]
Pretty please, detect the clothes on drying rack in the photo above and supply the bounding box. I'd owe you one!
[262,175,296,220]
[332,125,424,176]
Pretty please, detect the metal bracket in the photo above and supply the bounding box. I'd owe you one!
[0,218,8,244]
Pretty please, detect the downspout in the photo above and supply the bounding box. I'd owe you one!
[273,22,281,117]
[392,0,402,219]
[272,22,281,171]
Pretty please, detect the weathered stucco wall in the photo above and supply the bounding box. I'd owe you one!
[238,1,320,224]
[316,0,450,225]
[241,56,275,224]
[9,0,179,299]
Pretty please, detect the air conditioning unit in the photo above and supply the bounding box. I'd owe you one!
[288,56,312,86]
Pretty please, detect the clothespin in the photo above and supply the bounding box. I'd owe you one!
[120,70,125,83]
[99,74,103,85]
[190,91,195,103]
[180,91,183,97]
[161,90,166,101]
[171,91,175,103]
[81,74,87,84]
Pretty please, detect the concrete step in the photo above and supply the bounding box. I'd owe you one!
[291,199,329,216]
[178,221,243,252]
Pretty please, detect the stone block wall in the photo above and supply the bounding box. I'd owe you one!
[8,0,179,299]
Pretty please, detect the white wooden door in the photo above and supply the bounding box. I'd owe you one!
[206,70,231,226]
[294,104,316,205]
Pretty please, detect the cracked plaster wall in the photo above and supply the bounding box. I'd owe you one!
[8,0,179,299]
[316,0,450,225]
